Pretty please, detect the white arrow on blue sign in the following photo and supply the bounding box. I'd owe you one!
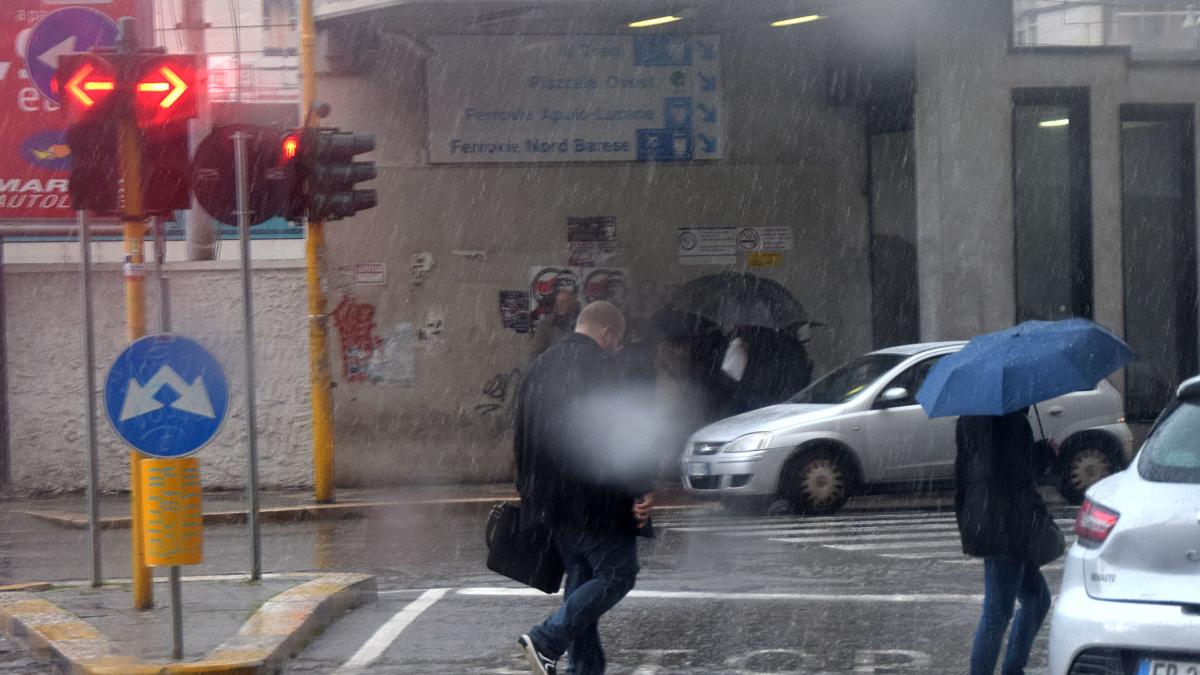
[25,7,120,104]
[104,334,229,459]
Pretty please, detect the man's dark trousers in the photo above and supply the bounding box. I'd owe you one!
[527,527,639,674]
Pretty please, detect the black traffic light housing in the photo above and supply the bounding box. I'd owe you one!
[58,54,121,214]
[279,127,377,222]
[55,50,198,216]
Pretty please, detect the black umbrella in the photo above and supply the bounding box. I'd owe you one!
[668,272,808,330]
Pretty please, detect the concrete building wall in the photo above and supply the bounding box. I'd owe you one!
[4,261,310,492]
[315,26,879,485]
[914,0,1200,344]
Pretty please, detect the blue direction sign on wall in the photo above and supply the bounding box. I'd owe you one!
[104,334,229,459]
[26,7,120,103]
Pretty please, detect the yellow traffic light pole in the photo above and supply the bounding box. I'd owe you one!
[119,116,153,609]
[300,0,335,503]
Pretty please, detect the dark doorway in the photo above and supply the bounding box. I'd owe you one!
[1012,88,1094,323]
[1120,104,1198,422]
[867,102,919,349]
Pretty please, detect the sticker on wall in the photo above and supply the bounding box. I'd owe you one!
[354,262,387,285]
[677,227,736,265]
[737,226,794,252]
[419,307,445,340]
[331,295,382,383]
[529,266,582,323]
[411,252,436,283]
[581,268,631,308]
[370,322,416,386]
[747,252,783,268]
[500,290,532,333]
[568,216,620,267]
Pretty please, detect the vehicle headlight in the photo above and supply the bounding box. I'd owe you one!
[721,432,772,453]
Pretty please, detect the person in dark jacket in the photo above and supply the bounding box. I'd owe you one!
[515,301,655,675]
[955,410,1057,675]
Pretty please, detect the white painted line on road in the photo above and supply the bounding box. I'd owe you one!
[723,523,962,538]
[824,540,963,551]
[456,587,985,604]
[663,517,959,533]
[334,588,449,674]
[767,530,961,545]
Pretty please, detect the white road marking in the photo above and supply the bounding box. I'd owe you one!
[767,530,961,545]
[723,523,962,538]
[334,588,449,673]
[457,586,985,603]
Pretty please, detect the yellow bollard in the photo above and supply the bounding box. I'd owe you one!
[142,458,204,567]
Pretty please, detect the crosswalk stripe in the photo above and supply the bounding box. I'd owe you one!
[766,530,962,545]
[725,524,962,538]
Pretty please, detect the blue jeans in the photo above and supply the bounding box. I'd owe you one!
[971,557,1052,675]
[528,528,639,675]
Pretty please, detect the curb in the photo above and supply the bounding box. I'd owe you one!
[0,573,377,674]
[24,497,518,530]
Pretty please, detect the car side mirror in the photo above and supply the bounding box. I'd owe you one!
[877,387,910,409]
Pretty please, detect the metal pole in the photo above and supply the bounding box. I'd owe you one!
[151,218,182,638]
[169,565,183,659]
[117,16,153,611]
[300,0,336,504]
[153,218,170,333]
[234,131,262,580]
[0,236,8,487]
[79,211,102,588]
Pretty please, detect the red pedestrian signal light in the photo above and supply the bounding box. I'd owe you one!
[282,134,300,162]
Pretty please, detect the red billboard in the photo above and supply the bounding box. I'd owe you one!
[1,1,142,222]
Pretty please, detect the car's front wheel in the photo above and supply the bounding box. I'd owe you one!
[1057,435,1120,504]
[778,447,857,515]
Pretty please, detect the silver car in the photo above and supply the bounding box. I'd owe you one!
[680,341,1134,514]
[1048,375,1200,675]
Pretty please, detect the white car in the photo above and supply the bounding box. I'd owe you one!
[680,341,1134,514]
[1048,375,1200,675]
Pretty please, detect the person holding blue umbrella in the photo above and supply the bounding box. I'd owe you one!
[916,318,1135,675]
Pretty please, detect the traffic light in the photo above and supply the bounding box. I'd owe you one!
[55,51,198,216]
[278,127,377,222]
[57,54,121,214]
[134,54,197,215]
[132,55,197,126]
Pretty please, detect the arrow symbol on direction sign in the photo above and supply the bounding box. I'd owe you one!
[36,35,78,69]
[119,366,216,422]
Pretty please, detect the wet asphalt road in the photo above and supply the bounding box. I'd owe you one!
[0,493,1080,673]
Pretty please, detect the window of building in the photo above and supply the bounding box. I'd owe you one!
[1013,0,1200,57]
[1012,88,1093,323]
[1120,105,1198,422]
[263,0,297,56]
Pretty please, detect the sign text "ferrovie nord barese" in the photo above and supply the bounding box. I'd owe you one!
[425,35,724,164]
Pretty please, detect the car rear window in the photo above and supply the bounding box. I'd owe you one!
[1138,399,1200,484]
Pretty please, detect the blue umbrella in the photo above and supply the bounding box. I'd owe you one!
[916,318,1136,418]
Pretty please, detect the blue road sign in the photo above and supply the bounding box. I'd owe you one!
[104,334,229,459]
[26,7,120,103]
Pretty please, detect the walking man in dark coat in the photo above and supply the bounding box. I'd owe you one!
[515,301,655,675]
[955,410,1061,675]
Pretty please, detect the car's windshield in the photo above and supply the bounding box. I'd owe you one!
[789,354,907,404]
[1138,398,1200,484]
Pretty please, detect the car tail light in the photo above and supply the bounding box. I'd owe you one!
[1075,498,1120,548]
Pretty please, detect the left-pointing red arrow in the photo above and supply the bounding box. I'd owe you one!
[66,63,115,108]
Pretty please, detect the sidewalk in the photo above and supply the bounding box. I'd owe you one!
[0,573,375,674]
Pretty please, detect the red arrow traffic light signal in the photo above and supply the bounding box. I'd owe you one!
[56,55,118,119]
[133,55,197,126]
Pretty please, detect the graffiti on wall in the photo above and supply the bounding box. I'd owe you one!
[475,368,523,416]
[331,295,382,383]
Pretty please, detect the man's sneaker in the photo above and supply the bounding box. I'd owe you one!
[518,634,556,675]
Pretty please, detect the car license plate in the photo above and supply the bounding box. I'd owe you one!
[1139,659,1200,675]
[686,462,710,477]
